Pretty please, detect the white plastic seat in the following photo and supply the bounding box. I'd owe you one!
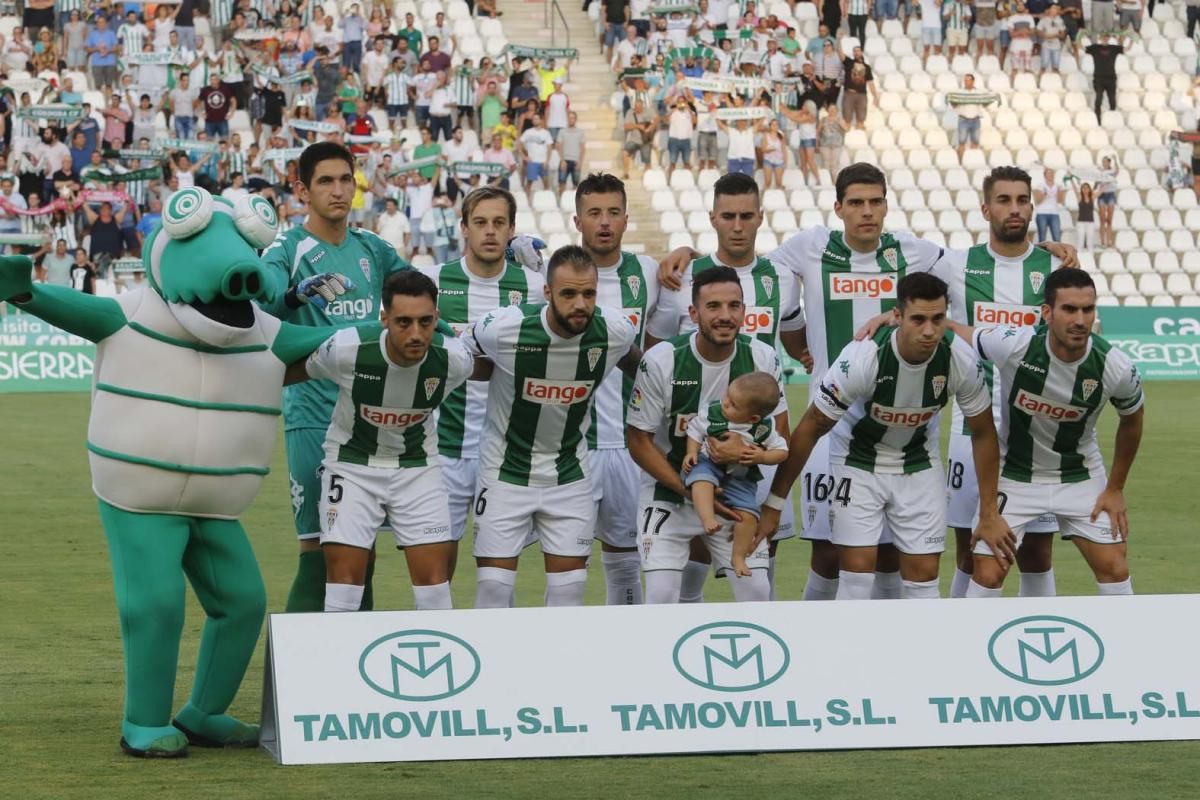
[754,231,779,255]
[678,189,706,213]
[1126,251,1153,274]
[1145,188,1171,211]
[651,190,678,213]
[538,212,566,234]
[927,190,954,211]
[669,170,697,191]
[667,232,695,253]
[696,231,718,252]
[531,190,558,213]
[1150,294,1177,307]
[762,189,789,212]
[1138,273,1167,298]
[642,169,667,191]
[1109,273,1138,298]
[685,211,710,234]
[1142,230,1169,253]
[660,211,687,234]
[771,211,799,234]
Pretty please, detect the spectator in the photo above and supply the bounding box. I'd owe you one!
[441,126,475,202]
[974,0,1000,58]
[376,197,411,255]
[805,24,835,59]
[1006,3,1036,75]
[1090,0,1117,32]
[1037,5,1066,74]
[602,0,631,63]
[843,0,870,42]
[1188,0,1200,39]
[666,96,697,180]
[40,239,74,287]
[342,3,365,71]
[841,46,879,130]
[943,0,973,60]
[493,111,519,151]
[621,98,656,179]
[199,73,235,138]
[362,37,391,104]
[1033,167,1064,242]
[405,173,435,255]
[136,196,162,249]
[759,118,787,189]
[70,248,97,294]
[384,58,413,127]
[425,195,461,264]
[695,95,720,172]
[718,115,757,177]
[1095,155,1118,248]
[1117,0,1143,32]
[102,94,131,149]
[428,74,455,142]
[482,132,517,190]
[0,177,28,240]
[545,78,571,141]
[1058,0,1084,58]
[814,40,844,107]
[420,36,451,74]
[784,102,820,186]
[948,74,1000,161]
[823,0,842,37]
[518,113,555,193]
[1074,182,1097,251]
[612,24,640,72]
[556,112,586,191]
[63,10,88,69]
[87,15,120,90]
[413,61,440,128]
[398,13,423,54]
[413,126,443,186]
[921,0,945,65]
[817,103,849,176]
[1083,31,1126,122]
[84,201,127,274]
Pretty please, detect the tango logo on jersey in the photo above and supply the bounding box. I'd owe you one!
[1029,271,1045,294]
[742,306,776,334]
[626,274,641,299]
[359,629,481,701]
[931,375,946,398]
[360,404,429,428]
[587,347,602,371]
[1014,390,1086,421]
[759,275,774,298]
[507,290,523,306]
[624,307,642,330]
[327,298,374,319]
[881,248,899,271]
[423,376,441,399]
[672,622,790,692]
[828,275,897,300]
[987,615,1104,686]
[522,378,594,405]
[974,302,1041,327]
[870,404,940,427]
[1081,378,1099,401]
[359,257,371,283]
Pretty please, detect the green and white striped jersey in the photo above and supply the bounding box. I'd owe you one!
[419,258,545,459]
[260,226,410,431]
[119,23,149,58]
[590,252,660,450]
[627,332,785,503]
[306,327,473,468]
[944,243,1059,434]
[646,253,804,348]
[816,327,990,474]
[768,225,946,403]
[974,326,1144,484]
[687,399,788,481]
[467,304,636,487]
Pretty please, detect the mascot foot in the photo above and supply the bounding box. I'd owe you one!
[120,722,190,758]
[173,705,259,748]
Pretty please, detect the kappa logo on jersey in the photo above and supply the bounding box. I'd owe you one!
[881,247,899,271]
[624,308,642,330]
[1014,389,1087,421]
[975,302,1041,327]
[931,375,946,398]
[759,275,774,297]
[423,376,441,399]
[586,347,602,371]
[359,257,371,282]
[522,378,594,405]
[327,298,374,319]
[1019,360,1047,375]
[308,250,326,266]
[1029,271,1045,293]
[626,274,641,299]
[870,404,941,427]
[828,274,897,300]
[360,403,430,428]
[742,306,776,334]
[1081,378,1099,401]
[838,359,850,375]
[673,413,696,438]
[507,290,523,306]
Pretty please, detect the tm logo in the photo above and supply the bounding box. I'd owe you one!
[987,616,1104,686]
[672,622,790,692]
[358,629,481,702]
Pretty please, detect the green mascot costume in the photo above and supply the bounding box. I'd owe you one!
[0,187,336,758]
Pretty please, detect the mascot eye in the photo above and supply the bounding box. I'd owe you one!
[161,187,214,239]
[233,194,279,249]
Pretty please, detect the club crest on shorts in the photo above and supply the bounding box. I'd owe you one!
[760,274,774,298]
[587,347,602,371]
[508,290,523,306]
[882,248,899,271]
[326,507,338,529]
[807,506,816,525]
[1029,271,1045,294]
[1081,378,1099,400]
[424,376,441,399]
[359,257,371,282]
[931,375,946,398]
[626,274,641,299]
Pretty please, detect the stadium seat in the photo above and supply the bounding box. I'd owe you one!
[1110,273,1139,299]
[667,232,694,253]
[660,211,686,234]
[1165,272,1192,296]
[685,211,710,234]
[538,212,566,234]
[771,211,799,234]
[679,189,706,213]
[669,170,697,191]
[532,191,558,213]
[651,190,677,213]
[696,232,718,252]
[642,169,667,191]
[762,189,789,212]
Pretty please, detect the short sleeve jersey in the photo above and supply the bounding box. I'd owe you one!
[687,398,788,481]
[973,326,1144,484]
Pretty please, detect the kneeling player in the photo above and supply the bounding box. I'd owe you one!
[683,372,789,576]
[947,268,1145,597]
[758,273,1010,599]
[286,270,474,611]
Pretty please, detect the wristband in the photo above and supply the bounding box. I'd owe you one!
[762,493,787,512]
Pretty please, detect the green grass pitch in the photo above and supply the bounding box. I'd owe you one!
[5,383,1200,799]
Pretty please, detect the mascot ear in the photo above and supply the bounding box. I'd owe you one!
[161,187,215,240]
[232,193,279,249]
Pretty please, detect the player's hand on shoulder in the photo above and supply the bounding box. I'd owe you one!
[1042,241,1078,268]
[288,272,355,310]
[854,308,899,341]
[657,247,697,291]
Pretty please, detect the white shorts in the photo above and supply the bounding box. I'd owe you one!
[800,437,893,545]
[472,474,596,559]
[319,461,452,550]
[830,464,946,555]
[758,462,796,542]
[591,448,641,549]
[947,432,1057,534]
[439,455,478,542]
[637,485,770,574]
[974,474,1120,557]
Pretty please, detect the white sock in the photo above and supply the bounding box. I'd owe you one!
[950,568,973,599]
[1097,577,1133,596]
[325,582,364,612]
[966,579,1004,598]
[836,570,874,600]
[767,556,777,601]
[474,566,517,609]
[679,560,709,603]
[645,570,683,604]
[802,569,839,601]
[902,578,940,599]
[412,581,452,610]
[544,569,588,607]
[729,568,771,602]
[1019,569,1057,598]
[871,570,902,599]
[601,551,643,605]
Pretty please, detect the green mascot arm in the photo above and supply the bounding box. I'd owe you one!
[0,256,128,343]
[271,321,340,366]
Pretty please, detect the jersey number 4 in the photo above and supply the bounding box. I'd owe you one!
[804,473,852,507]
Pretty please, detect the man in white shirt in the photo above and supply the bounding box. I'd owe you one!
[611,25,640,72]
[1033,167,1064,242]
[221,172,251,204]
[441,125,477,202]
[376,196,411,254]
[361,37,391,102]
[719,116,757,176]
[518,113,555,193]
[406,173,435,255]
[666,97,696,180]
[545,79,571,141]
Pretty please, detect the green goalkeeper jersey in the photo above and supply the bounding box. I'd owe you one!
[260,226,410,431]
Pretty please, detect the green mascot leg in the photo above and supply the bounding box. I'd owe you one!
[98,501,193,758]
[284,549,326,612]
[172,517,266,748]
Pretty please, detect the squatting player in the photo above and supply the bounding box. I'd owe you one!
[465,246,640,608]
[284,270,473,612]
[946,268,1145,598]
